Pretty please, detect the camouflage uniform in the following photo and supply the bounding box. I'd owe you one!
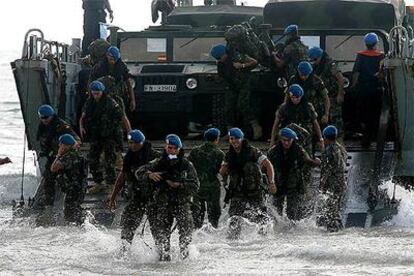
[218,50,258,128]
[37,116,79,207]
[288,73,329,123]
[224,140,269,239]
[188,142,225,228]
[268,141,310,221]
[120,142,160,243]
[319,142,347,231]
[136,151,199,260]
[90,57,130,112]
[314,54,344,136]
[55,148,87,224]
[83,95,123,185]
[282,36,308,78]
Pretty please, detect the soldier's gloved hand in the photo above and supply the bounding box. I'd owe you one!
[268,181,277,195]
[149,172,163,182]
[166,180,182,189]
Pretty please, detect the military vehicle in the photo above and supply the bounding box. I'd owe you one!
[10,0,414,228]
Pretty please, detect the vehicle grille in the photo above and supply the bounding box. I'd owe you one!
[141,65,185,73]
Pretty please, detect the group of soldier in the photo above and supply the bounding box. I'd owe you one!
[35,7,384,260]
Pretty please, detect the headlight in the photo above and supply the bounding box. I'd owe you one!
[186,78,198,90]
[343,77,350,88]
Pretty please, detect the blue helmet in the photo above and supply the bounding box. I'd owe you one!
[210,44,227,60]
[323,125,338,139]
[59,134,76,146]
[128,129,145,144]
[288,84,304,98]
[308,47,324,60]
[166,134,182,149]
[279,128,298,140]
[283,24,298,35]
[89,80,106,92]
[204,128,221,141]
[107,46,121,61]
[364,33,379,46]
[38,104,55,118]
[228,127,244,140]
[297,61,313,76]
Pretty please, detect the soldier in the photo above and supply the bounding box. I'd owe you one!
[319,125,347,232]
[268,128,320,221]
[79,81,125,193]
[273,24,308,78]
[136,134,199,261]
[351,33,385,147]
[108,130,160,247]
[219,128,276,240]
[308,47,346,139]
[50,134,86,225]
[36,104,80,220]
[189,128,225,229]
[288,61,331,127]
[270,84,324,152]
[210,44,262,140]
[90,46,136,113]
[82,0,113,56]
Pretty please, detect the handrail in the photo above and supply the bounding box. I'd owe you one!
[388,26,413,59]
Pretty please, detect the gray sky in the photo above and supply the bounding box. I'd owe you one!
[1,0,268,52]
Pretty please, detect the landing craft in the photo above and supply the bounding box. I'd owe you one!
[9,0,414,227]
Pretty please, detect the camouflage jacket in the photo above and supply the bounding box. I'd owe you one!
[276,101,318,135]
[282,36,308,77]
[56,149,86,192]
[37,116,80,159]
[289,73,328,115]
[82,95,123,140]
[188,142,225,189]
[320,142,347,193]
[313,54,340,98]
[268,141,310,194]
[136,151,200,201]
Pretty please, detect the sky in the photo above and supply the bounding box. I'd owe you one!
[0,0,268,52]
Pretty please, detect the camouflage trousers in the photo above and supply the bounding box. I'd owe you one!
[329,97,344,138]
[120,198,157,244]
[273,191,304,221]
[317,189,346,231]
[88,139,117,185]
[227,195,269,239]
[225,77,257,127]
[42,158,58,207]
[151,198,193,260]
[63,184,85,225]
[191,185,221,229]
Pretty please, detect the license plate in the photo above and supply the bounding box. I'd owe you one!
[143,84,177,92]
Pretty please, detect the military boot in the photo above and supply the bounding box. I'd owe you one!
[250,120,263,140]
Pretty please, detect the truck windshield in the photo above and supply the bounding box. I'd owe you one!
[173,37,225,62]
[120,38,167,62]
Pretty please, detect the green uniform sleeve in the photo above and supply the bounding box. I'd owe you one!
[183,161,200,194]
[307,103,318,121]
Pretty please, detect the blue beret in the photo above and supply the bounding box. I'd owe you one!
[204,128,221,141]
[279,128,297,140]
[284,24,298,35]
[210,44,227,60]
[59,134,76,146]
[128,129,145,144]
[166,134,182,149]
[308,47,324,60]
[364,33,379,46]
[297,61,313,76]
[323,125,338,139]
[38,104,55,117]
[228,127,244,139]
[107,46,121,61]
[288,84,304,98]
[89,80,106,92]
